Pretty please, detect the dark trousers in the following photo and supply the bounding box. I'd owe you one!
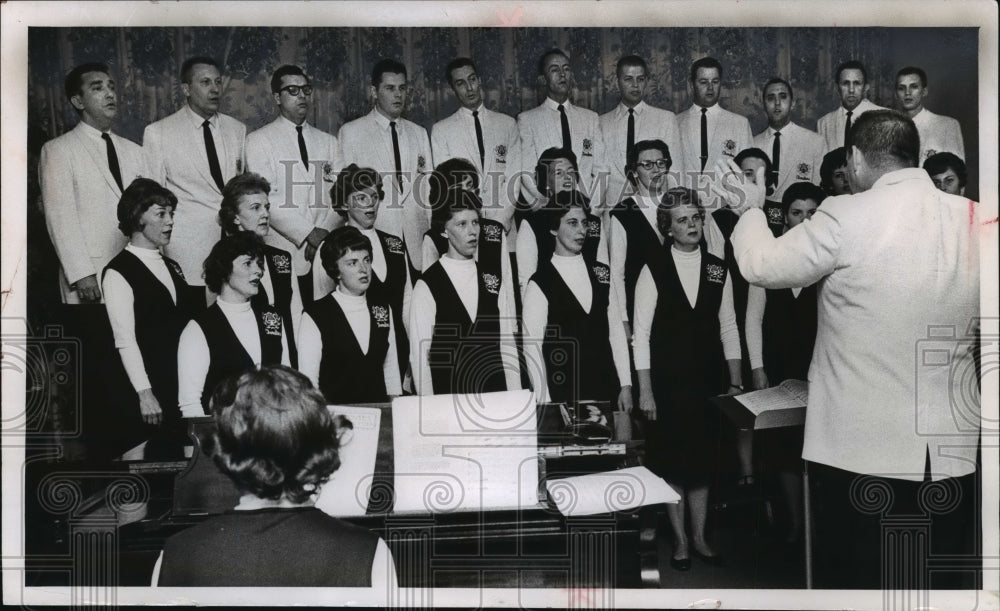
[810,460,979,590]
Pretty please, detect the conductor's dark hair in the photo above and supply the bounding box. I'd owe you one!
[656,187,704,242]
[445,57,477,84]
[535,147,579,198]
[923,152,967,188]
[819,147,849,193]
[319,225,373,284]
[117,178,178,237]
[762,77,794,100]
[270,64,309,94]
[181,57,220,84]
[210,365,351,505]
[616,55,647,77]
[202,231,265,293]
[834,60,868,84]
[431,186,483,236]
[538,48,569,76]
[219,172,271,235]
[330,164,384,218]
[64,62,111,103]
[690,57,723,82]
[544,189,590,231]
[849,109,920,169]
[781,182,828,216]
[372,58,407,86]
[626,139,672,187]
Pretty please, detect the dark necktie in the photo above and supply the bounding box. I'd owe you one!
[202,119,225,191]
[296,125,309,169]
[626,108,636,163]
[472,110,485,169]
[771,130,781,186]
[102,132,124,192]
[700,107,709,171]
[844,110,854,149]
[390,121,403,190]
[558,103,572,151]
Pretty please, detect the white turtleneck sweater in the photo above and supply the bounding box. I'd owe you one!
[631,245,740,370]
[409,255,520,396]
[177,297,290,417]
[522,253,631,402]
[102,244,178,393]
[297,287,402,396]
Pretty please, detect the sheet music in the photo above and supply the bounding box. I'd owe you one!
[391,390,539,513]
[734,379,809,416]
[314,405,381,518]
[545,467,681,517]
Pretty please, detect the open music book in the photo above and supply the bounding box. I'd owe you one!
[733,379,808,429]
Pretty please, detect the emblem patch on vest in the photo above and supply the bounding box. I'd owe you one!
[593,265,610,284]
[495,144,507,165]
[767,207,784,225]
[582,138,593,157]
[482,223,503,243]
[371,304,391,328]
[384,236,404,255]
[261,311,283,336]
[723,139,736,157]
[706,263,726,284]
[586,219,601,238]
[482,273,500,295]
[796,162,811,180]
[271,253,291,274]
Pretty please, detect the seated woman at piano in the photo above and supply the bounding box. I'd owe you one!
[154,364,397,588]
[409,187,520,395]
[176,232,290,417]
[299,226,402,403]
[632,187,743,571]
[102,178,202,455]
[521,190,632,411]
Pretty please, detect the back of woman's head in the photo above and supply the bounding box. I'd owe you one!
[210,365,346,504]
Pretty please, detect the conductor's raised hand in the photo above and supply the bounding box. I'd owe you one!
[710,158,766,216]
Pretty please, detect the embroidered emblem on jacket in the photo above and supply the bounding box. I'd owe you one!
[371,305,391,328]
[593,265,610,284]
[495,144,507,164]
[706,263,726,284]
[417,155,427,172]
[384,235,404,255]
[482,273,500,294]
[261,311,283,336]
[796,162,811,179]
[482,223,503,243]
[723,140,736,156]
[323,162,335,182]
[271,253,292,274]
[925,149,937,160]
[582,138,593,157]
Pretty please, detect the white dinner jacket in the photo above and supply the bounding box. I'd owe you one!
[676,103,753,191]
[816,98,884,153]
[752,121,825,201]
[599,101,684,206]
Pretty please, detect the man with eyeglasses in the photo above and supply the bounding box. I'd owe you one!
[246,64,340,303]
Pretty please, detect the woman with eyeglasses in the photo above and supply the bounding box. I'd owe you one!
[632,187,743,571]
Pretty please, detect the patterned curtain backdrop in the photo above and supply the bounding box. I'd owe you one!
[29,26,905,146]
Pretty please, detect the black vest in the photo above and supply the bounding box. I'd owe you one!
[195,302,284,413]
[423,220,507,395]
[103,249,201,420]
[520,207,603,267]
[611,197,664,325]
[252,244,297,367]
[531,259,618,403]
[649,245,728,395]
[306,293,391,403]
[762,283,818,382]
[368,230,409,381]
[158,507,378,587]
[763,199,786,237]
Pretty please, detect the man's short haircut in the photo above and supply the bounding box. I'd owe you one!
[781,181,828,216]
[445,57,477,84]
[657,187,704,240]
[181,56,220,84]
[626,139,672,186]
[616,55,647,77]
[319,225,373,283]
[429,158,480,208]
[819,147,849,193]
[218,173,271,235]
[270,64,308,93]
[330,164,384,218]
[690,56,723,82]
[535,147,579,198]
[734,147,776,190]
[64,62,111,102]
[371,58,407,87]
[538,48,569,76]
[896,66,928,88]
[763,77,794,100]
[430,185,483,236]
[923,152,967,188]
[850,109,920,169]
[545,189,591,231]
[834,60,868,84]
[117,178,177,237]
[210,364,349,505]
[202,231,266,293]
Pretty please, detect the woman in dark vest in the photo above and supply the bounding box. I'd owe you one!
[515,147,606,296]
[421,157,481,270]
[177,232,289,417]
[102,178,201,454]
[409,188,519,395]
[155,365,396,589]
[742,181,826,547]
[522,190,632,410]
[299,226,402,403]
[218,172,302,367]
[633,188,743,571]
